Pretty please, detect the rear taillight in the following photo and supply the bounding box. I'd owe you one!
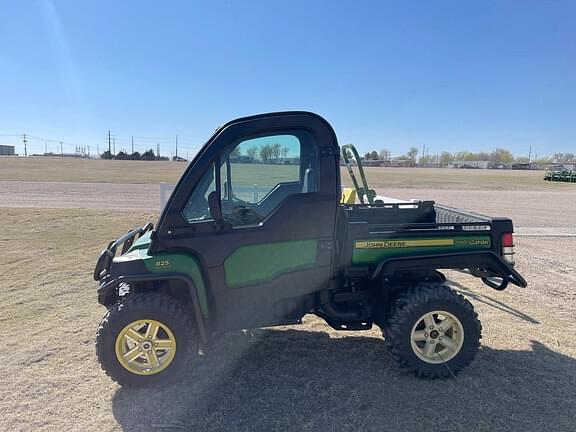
[501,232,515,265]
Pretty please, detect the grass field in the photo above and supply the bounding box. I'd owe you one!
[2,158,576,431]
[2,156,573,190]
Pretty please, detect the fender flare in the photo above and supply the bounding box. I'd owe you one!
[371,251,527,288]
[97,273,209,343]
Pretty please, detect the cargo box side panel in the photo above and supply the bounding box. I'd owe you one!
[352,236,492,265]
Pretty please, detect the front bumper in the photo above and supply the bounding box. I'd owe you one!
[93,222,153,281]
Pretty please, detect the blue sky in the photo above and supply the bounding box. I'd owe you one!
[0,1,574,158]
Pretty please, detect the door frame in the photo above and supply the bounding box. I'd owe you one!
[150,111,341,330]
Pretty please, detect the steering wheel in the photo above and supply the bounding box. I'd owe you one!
[224,205,263,226]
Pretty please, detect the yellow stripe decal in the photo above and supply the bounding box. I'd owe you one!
[355,239,455,249]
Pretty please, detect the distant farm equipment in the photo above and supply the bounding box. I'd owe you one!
[544,170,576,183]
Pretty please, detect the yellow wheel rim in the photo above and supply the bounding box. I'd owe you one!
[115,319,177,375]
[410,311,464,364]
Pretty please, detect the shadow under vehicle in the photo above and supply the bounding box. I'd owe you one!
[111,331,576,432]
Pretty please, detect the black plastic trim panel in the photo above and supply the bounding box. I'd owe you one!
[97,273,209,343]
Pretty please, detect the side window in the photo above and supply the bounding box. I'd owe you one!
[182,164,215,223]
[220,132,317,227]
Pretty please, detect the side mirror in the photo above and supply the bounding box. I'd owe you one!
[207,191,224,222]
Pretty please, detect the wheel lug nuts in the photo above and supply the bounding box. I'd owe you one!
[429,325,434,330]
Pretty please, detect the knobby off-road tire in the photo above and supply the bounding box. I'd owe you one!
[384,283,482,378]
[96,293,198,387]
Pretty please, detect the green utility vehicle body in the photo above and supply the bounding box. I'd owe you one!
[94,112,526,383]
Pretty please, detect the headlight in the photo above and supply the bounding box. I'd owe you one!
[113,249,142,262]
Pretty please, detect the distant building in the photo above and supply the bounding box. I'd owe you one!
[41,152,81,158]
[231,155,254,163]
[511,162,539,170]
[389,159,415,168]
[449,160,493,169]
[0,145,16,155]
[339,158,413,168]
[361,159,386,167]
[548,163,575,171]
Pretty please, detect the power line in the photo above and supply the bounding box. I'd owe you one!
[25,134,85,148]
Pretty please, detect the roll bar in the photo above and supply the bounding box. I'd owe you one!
[341,144,377,204]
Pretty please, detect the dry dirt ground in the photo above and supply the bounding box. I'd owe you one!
[1,159,576,431]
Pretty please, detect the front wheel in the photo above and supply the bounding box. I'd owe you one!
[96,293,197,387]
[384,283,482,378]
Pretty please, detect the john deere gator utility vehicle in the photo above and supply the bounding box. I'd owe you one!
[94,111,526,386]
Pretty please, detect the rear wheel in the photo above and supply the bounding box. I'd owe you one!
[96,293,197,387]
[384,283,481,378]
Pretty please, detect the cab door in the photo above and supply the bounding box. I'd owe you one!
[152,112,340,331]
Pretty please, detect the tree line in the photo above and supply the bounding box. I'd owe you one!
[98,142,293,163]
[100,149,169,161]
[232,144,291,163]
[362,147,576,166]
[98,143,575,166]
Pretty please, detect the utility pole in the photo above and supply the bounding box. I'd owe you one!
[60,141,63,155]
[528,145,532,163]
[131,136,134,154]
[88,145,90,158]
[44,140,48,154]
[108,130,112,153]
[175,135,178,159]
[157,143,160,159]
[22,134,28,156]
